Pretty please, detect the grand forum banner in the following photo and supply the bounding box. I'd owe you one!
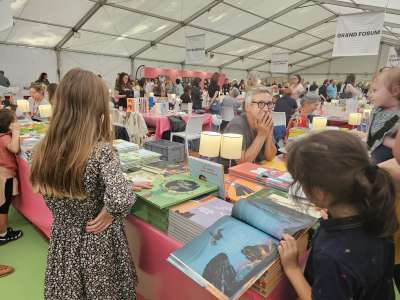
[185,34,206,65]
[333,12,384,57]
[387,46,400,67]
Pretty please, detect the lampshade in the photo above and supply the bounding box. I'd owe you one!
[16,99,29,113]
[171,93,176,100]
[220,133,243,160]
[38,104,52,118]
[312,116,327,130]
[199,131,221,158]
[149,92,154,97]
[348,112,362,126]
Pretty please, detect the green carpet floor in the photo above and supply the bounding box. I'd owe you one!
[0,207,48,300]
[1,208,400,300]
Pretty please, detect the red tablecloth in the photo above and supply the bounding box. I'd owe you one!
[13,157,299,300]
[142,113,212,139]
[327,118,354,129]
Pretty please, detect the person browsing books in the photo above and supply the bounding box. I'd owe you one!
[30,68,151,300]
[224,85,277,164]
[279,130,397,300]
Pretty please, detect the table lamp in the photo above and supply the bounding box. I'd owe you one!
[199,131,221,158]
[363,108,371,118]
[312,116,327,130]
[348,112,362,129]
[220,133,243,167]
[38,104,52,118]
[16,99,29,113]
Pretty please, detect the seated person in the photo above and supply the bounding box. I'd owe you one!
[287,92,320,129]
[274,87,298,126]
[29,83,50,120]
[224,85,277,164]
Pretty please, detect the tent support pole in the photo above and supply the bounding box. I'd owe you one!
[56,50,61,82]
[375,42,384,72]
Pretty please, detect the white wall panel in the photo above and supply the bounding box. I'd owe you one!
[0,44,57,87]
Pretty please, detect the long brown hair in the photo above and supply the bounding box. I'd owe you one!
[287,130,398,238]
[31,68,112,199]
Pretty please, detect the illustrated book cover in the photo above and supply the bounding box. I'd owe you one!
[224,174,264,202]
[167,189,316,300]
[188,156,225,199]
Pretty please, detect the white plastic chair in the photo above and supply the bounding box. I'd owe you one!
[220,106,235,122]
[170,115,204,156]
[211,114,223,132]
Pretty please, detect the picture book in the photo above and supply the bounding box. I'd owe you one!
[126,171,219,209]
[168,189,316,300]
[224,174,264,202]
[141,160,188,176]
[169,195,233,244]
[229,162,292,192]
[188,156,225,199]
[113,139,139,153]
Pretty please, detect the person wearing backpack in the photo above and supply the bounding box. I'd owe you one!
[368,68,400,164]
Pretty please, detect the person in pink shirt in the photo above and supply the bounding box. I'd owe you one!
[0,109,22,245]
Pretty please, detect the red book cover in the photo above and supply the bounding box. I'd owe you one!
[228,162,292,192]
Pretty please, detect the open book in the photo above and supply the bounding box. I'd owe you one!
[167,189,316,300]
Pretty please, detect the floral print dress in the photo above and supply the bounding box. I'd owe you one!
[43,143,137,300]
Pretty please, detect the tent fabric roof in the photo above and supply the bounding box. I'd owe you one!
[2,0,400,73]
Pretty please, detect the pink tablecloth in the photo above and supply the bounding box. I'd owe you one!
[142,113,212,139]
[13,157,299,300]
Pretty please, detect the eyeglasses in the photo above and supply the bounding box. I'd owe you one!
[251,101,274,109]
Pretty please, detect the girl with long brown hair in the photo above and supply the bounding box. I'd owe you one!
[31,68,141,299]
[279,130,397,300]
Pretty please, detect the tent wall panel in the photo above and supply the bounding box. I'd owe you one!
[0,44,57,88]
[60,51,131,89]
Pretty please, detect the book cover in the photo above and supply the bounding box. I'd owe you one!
[128,172,219,209]
[113,139,139,153]
[224,174,264,202]
[142,160,188,176]
[168,190,316,300]
[229,162,292,192]
[188,156,225,199]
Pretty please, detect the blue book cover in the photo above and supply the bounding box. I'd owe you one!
[188,156,225,199]
[168,189,316,300]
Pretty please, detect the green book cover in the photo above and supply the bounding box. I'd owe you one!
[127,171,219,209]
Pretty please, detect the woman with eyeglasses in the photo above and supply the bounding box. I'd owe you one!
[223,85,277,165]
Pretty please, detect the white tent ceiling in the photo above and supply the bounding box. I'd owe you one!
[1,0,400,75]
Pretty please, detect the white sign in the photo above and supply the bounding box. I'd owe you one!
[333,12,384,57]
[0,0,13,32]
[387,46,400,67]
[185,34,206,65]
[271,52,289,73]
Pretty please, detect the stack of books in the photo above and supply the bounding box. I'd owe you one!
[119,149,161,172]
[126,171,219,232]
[113,139,139,153]
[168,195,233,244]
[140,160,188,176]
[229,162,292,192]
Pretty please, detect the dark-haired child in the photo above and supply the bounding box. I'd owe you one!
[0,109,22,245]
[279,130,397,300]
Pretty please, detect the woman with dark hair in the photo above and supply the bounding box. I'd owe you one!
[289,74,305,100]
[191,77,202,110]
[208,72,220,109]
[36,73,50,86]
[318,79,329,101]
[340,73,361,98]
[180,85,192,104]
[114,72,133,109]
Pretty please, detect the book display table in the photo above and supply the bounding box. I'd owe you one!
[13,157,299,300]
[142,112,212,139]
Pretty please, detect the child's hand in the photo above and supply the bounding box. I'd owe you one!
[86,207,114,234]
[278,234,300,272]
[132,181,153,191]
[9,122,20,134]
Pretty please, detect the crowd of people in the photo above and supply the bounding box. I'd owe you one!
[0,66,400,300]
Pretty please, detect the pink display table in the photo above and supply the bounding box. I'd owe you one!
[13,157,299,300]
[142,113,212,139]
